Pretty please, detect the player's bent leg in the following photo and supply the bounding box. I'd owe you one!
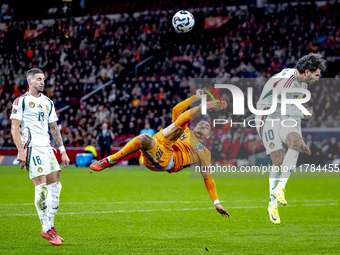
[273,132,302,202]
[285,132,303,151]
[140,133,175,172]
[162,123,185,141]
[271,187,287,206]
[139,134,156,150]
[90,136,146,171]
[163,107,202,141]
[174,107,201,130]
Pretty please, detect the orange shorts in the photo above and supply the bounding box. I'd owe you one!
[141,130,175,172]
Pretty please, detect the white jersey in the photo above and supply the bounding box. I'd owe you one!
[256,68,308,120]
[10,92,58,148]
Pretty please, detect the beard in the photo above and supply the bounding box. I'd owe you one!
[35,85,44,93]
[306,79,316,85]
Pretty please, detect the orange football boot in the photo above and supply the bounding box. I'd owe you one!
[90,158,116,171]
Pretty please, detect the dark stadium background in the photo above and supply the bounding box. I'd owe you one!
[1,0,340,165]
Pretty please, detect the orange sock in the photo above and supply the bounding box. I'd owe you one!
[175,107,201,129]
[109,137,143,162]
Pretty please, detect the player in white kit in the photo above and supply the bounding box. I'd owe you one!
[255,53,326,224]
[10,68,70,245]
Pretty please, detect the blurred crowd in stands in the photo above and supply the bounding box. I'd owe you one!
[1,0,340,162]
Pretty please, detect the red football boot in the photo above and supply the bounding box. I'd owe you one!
[41,229,62,245]
[51,227,63,242]
[90,158,116,171]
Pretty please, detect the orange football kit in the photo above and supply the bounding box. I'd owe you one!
[140,96,219,203]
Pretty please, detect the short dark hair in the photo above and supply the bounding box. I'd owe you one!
[26,68,43,79]
[296,53,327,74]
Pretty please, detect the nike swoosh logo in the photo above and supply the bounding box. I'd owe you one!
[271,213,277,221]
[273,79,283,88]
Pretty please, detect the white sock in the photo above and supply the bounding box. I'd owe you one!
[269,165,281,207]
[47,182,62,229]
[107,156,115,164]
[35,183,49,233]
[276,149,299,189]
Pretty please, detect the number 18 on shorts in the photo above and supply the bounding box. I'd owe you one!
[25,146,61,179]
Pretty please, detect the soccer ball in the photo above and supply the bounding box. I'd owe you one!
[172,10,195,33]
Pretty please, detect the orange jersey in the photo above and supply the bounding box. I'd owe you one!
[169,127,211,173]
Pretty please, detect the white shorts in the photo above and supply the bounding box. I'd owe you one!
[255,116,302,155]
[25,146,61,179]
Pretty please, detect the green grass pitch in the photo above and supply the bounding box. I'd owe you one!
[0,166,339,254]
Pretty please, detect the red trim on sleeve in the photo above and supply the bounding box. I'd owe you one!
[13,93,28,106]
[283,75,294,88]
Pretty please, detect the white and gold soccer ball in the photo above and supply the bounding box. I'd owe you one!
[172,10,195,33]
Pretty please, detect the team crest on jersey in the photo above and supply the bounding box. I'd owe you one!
[37,167,43,173]
[269,142,275,148]
[197,143,203,151]
[45,105,49,111]
[29,102,35,108]
[12,108,17,114]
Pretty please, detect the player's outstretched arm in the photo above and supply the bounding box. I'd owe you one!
[11,119,26,169]
[49,121,70,168]
[172,89,204,122]
[201,169,230,218]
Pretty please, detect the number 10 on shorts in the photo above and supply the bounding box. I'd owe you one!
[264,130,274,142]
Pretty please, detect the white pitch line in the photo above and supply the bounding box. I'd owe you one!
[0,199,337,206]
[0,203,337,217]
[301,203,326,206]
